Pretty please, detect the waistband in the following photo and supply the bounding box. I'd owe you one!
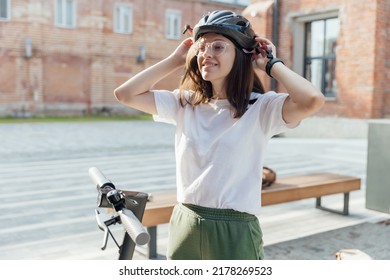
[180,203,257,222]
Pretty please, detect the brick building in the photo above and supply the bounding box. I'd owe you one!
[244,0,390,119]
[0,0,247,116]
[0,0,389,118]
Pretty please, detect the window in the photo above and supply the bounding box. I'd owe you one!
[304,18,339,98]
[165,9,181,40]
[114,3,132,34]
[0,0,10,20]
[55,0,76,28]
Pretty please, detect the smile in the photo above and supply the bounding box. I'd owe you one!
[202,62,217,68]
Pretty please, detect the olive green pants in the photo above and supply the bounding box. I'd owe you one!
[166,203,264,260]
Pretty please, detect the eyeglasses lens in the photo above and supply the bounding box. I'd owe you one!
[197,42,228,56]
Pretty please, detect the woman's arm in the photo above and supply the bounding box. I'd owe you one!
[254,37,325,124]
[114,38,193,115]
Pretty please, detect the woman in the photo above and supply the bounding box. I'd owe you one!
[114,10,325,259]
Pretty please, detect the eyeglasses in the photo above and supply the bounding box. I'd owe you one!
[196,41,230,57]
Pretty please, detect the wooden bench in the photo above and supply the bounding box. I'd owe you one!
[141,172,361,259]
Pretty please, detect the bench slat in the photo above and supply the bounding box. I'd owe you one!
[262,173,361,206]
[142,192,176,227]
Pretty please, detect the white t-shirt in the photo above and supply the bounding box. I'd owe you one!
[153,89,297,215]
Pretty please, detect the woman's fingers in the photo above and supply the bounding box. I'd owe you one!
[254,36,276,58]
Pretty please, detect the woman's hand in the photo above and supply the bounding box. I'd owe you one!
[253,36,276,71]
[169,37,194,66]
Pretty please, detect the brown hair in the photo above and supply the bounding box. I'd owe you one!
[179,38,264,118]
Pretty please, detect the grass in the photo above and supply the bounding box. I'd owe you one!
[0,114,153,123]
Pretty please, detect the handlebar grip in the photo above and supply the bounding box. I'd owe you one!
[119,208,150,246]
[89,167,115,189]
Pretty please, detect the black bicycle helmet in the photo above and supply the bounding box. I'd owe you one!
[192,10,258,52]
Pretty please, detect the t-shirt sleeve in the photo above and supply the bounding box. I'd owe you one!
[152,89,180,125]
[257,91,299,138]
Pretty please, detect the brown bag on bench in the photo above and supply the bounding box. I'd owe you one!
[262,166,276,189]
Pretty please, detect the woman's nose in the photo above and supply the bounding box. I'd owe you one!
[202,47,213,57]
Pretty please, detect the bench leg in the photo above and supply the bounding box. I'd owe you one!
[147,226,157,259]
[315,192,349,215]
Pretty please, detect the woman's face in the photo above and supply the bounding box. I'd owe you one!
[196,33,236,85]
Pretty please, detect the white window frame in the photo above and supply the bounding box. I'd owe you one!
[114,3,133,34]
[0,0,11,21]
[291,10,339,99]
[165,9,181,40]
[55,0,76,28]
[304,17,339,98]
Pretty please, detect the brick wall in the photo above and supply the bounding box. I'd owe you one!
[374,0,390,118]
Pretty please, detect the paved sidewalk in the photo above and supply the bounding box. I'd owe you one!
[264,221,390,260]
[0,119,389,260]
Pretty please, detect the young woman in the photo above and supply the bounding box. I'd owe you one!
[114,10,325,260]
